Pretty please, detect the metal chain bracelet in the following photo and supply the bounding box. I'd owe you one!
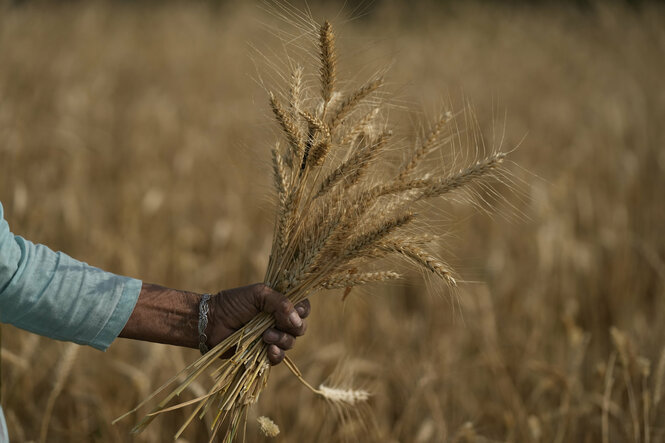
[198,293,211,355]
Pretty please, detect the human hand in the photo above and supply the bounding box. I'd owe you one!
[120,282,309,366]
[208,283,310,365]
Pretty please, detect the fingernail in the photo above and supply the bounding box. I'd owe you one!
[289,311,303,328]
[264,329,280,343]
[296,306,306,316]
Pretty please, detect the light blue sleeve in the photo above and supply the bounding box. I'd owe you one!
[0,202,141,351]
[0,405,7,443]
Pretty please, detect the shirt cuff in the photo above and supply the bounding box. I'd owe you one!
[87,277,142,351]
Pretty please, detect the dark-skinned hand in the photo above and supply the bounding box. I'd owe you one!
[119,282,310,365]
[209,283,310,365]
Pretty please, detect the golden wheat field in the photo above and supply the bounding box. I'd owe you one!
[1,1,664,442]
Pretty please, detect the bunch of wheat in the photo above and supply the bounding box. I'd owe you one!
[117,20,507,442]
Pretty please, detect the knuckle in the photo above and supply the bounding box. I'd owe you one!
[254,283,268,297]
[262,328,281,344]
[278,299,292,316]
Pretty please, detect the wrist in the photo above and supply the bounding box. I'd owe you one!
[120,282,203,349]
[207,290,236,347]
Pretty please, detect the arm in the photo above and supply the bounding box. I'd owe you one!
[0,202,308,364]
[0,202,141,350]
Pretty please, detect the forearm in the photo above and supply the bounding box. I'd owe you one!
[119,282,201,349]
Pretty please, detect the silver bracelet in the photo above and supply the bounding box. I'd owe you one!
[198,293,211,355]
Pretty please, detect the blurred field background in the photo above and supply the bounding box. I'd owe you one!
[1,0,665,442]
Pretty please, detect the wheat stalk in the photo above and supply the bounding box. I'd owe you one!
[120,20,509,442]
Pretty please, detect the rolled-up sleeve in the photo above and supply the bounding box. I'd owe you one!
[0,202,141,350]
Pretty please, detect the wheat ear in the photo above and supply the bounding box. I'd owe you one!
[316,130,391,198]
[320,271,401,289]
[341,212,414,262]
[380,241,456,286]
[299,110,332,167]
[319,21,337,107]
[329,77,384,130]
[257,416,280,437]
[270,92,303,166]
[340,107,380,147]
[289,65,304,114]
[271,145,290,206]
[418,152,506,200]
[398,111,453,180]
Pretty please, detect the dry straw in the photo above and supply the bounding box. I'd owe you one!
[116,20,508,442]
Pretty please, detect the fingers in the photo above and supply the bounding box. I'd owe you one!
[253,285,310,366]
[267,344,285,365]
[295,299,311,319]
[263,327,296,350]
[263,327,295,364]
[254,285,306,337]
